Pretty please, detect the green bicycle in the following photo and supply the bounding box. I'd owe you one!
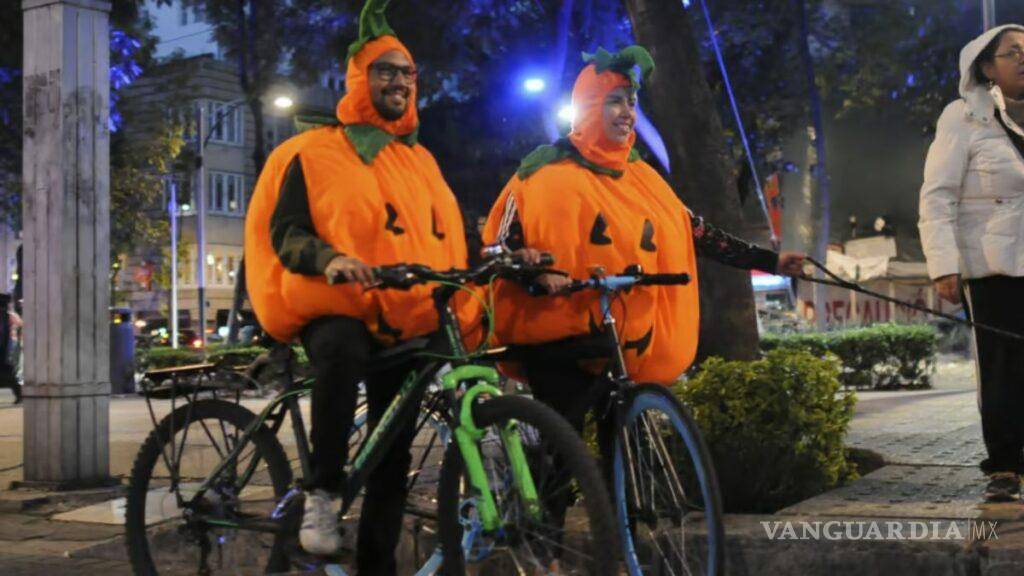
[124,254,618,575]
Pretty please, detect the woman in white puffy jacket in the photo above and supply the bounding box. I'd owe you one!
[919,24,1024,502]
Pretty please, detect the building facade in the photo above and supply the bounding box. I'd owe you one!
[119,38,340,336]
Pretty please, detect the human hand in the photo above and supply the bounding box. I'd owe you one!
[325,255,376,288]
[934,274,962,304]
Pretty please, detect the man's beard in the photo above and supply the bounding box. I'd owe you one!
[374,89,409,121]
[377,104,406,120]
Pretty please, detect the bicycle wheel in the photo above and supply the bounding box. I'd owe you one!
[437,395,618,575]
[613,384,724,576]
[126,399,292,575]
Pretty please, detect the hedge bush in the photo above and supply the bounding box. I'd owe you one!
[138,344,308,372]
[675,348,857,513]
[760,323,937,389]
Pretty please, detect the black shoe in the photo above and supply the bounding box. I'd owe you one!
[984,472,1021,502]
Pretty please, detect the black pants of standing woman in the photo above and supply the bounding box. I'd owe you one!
[963,275,1024,474]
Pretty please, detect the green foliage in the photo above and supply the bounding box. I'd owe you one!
[141,346,204,370]
[675,348,856,513]
[140,344,307,371]
[760,323,938,389]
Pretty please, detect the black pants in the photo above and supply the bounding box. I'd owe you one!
[964,275,1024,474]
[300,316,420,576]
[524,357,615,528]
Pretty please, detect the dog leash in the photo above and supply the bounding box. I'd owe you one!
[796,256,1024,342]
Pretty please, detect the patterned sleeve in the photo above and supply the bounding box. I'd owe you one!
[492,193,526,251]
[688,209,779,273]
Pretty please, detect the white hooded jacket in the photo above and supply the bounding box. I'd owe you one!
[919,24,1024,280]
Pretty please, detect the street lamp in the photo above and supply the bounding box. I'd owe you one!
[191,93,295,346]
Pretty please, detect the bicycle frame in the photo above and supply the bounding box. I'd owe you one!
[584,277,693,524]
[184,281,542,537]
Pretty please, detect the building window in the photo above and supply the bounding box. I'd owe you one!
[179,4,189,26]
[208,171,246,216]
[205,100,243,145]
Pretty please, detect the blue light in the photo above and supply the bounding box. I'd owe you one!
[682,0,691,7]
[523,78,546,93]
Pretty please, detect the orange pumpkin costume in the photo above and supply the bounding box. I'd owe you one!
[244,8,468,345]
[484,47,701,384]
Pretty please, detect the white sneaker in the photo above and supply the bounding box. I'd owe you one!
[300,489,343,555]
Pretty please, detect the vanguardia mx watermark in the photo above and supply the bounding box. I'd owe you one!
[761,520,999,541]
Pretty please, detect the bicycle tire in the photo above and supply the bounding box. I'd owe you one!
[437,394,618,575]
[613,384,725,576]
[125,399,292,575]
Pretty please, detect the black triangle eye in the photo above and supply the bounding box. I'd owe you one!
[640,219,657,252]
[590,212,612,245]
[431,208,445,240]
[385,203,405,235]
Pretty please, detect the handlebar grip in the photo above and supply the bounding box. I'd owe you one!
[637,273,691,286]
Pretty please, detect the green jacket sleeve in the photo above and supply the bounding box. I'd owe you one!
[270,155,342,275]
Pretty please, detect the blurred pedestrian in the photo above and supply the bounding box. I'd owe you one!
[0,293,20,404]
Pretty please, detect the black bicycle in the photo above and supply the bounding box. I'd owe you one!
[124,253,619,576]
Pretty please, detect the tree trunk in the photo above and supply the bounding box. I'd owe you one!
[623,0,760,362]
[793,0,831,331]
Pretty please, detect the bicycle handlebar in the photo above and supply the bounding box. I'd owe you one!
[526,270,691,296]
[327,251,556,290]
[567,271,690,291]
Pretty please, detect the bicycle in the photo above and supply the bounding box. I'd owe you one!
[124,254,618,576]
[525,266,726,576]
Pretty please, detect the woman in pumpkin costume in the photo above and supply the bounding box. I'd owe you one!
[485,46,806,465]
[244,0,469,567]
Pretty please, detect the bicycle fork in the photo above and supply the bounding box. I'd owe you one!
[441,365,542,532]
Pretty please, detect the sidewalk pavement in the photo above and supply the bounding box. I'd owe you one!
[0,355,1021,574]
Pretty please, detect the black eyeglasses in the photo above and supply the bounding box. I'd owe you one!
[369,62,418,83]
[995,49,1024,63]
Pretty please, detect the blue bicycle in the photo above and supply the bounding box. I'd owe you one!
[534,267,726,576]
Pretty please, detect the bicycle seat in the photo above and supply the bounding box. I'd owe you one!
[367,336,439,373]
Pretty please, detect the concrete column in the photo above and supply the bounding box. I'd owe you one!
[20,0,112,487]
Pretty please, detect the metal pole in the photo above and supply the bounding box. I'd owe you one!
[169,180,179,350]
[196,103,207,347]
[983,0,996,31]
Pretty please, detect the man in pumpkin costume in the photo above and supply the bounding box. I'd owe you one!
[485,46,805,462]
[244,0,468,567]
